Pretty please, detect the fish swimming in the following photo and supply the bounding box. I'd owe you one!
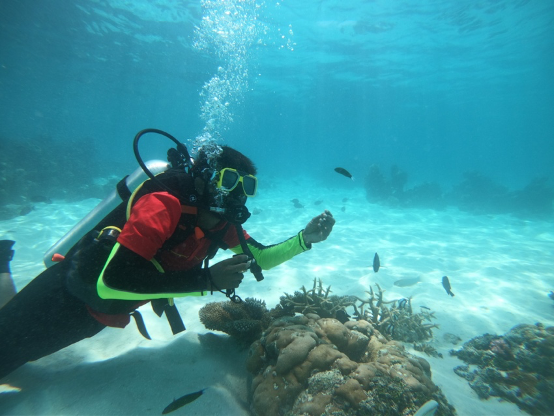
[162,388,206,414]
[334,167,353,179]
[372,252,380,272]
[394,277,420,287]
[549,291,554,300]
[442,276,454,297]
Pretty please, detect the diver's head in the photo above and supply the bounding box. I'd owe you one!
[191,146,257,224]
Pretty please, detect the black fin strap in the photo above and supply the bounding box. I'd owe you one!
[131,311,151,340]
[151,299,186,335]
[165,303,186,334]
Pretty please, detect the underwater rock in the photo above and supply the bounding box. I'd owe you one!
[248,314,456,416]
[450,323,554,415]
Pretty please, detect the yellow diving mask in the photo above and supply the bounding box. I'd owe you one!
[215,168,257,197]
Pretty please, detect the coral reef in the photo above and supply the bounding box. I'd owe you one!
[198,297,271,345]
[0,135,111,219]
[363,164,554,219]
[364,164,445,209]
[450,323,554,415]
[247,314,456,416]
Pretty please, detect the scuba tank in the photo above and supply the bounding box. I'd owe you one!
[43,159,169,267]
[43,128,191,268]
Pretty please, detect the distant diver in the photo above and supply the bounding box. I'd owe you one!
[0,240,16,309]
[373,252,380,273]
[442,276,455,297]
[334,167,353,179]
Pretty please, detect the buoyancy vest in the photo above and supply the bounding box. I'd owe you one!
[64,169,226,332]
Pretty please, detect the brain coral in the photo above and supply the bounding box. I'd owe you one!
[247,313,456,416]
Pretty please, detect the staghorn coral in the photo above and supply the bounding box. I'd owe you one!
[451,323,554,415]
[247,314,455,416]
[278,278,356,320]
[351,284,439,343]
[198,297,270,345]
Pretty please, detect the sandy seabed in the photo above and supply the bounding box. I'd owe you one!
[1,176,552,416]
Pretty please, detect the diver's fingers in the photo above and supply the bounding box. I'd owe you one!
[228,254,249,264]
[228,262,251,274]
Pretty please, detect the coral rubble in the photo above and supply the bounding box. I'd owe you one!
[450,323,554,415]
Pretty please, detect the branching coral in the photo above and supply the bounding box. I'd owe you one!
[279,278,356,320]
[351,284,439,342]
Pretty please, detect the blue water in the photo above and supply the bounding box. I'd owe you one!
[0,0,553,202]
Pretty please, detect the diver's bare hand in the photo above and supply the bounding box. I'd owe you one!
[208,255,251,290]
[302,210,335,245]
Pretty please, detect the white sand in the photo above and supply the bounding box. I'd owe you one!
[1,175,552,415]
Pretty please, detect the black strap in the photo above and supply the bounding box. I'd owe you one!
[235,223,264,281]
[151,299,186,335]
[116,175,132,200]
[131,311,151,340]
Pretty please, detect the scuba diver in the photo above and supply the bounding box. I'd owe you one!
[0,240,16,309]
[0,132,335,380]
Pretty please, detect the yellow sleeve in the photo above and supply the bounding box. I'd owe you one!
[230,231,311,270]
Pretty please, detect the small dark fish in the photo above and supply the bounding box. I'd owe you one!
[30,195,52,204]
[162,389,206,414]
[442,276,455,297]
[334,167,353,179]
[342,197,348,203]
[394,277,420,287]
[420,306,431,310]
[291,199,304,209]
[314,200,323,205]
[548,291,554,300]
[341,206,346,212]
[372,252,380,273]
[335,309,350,324]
